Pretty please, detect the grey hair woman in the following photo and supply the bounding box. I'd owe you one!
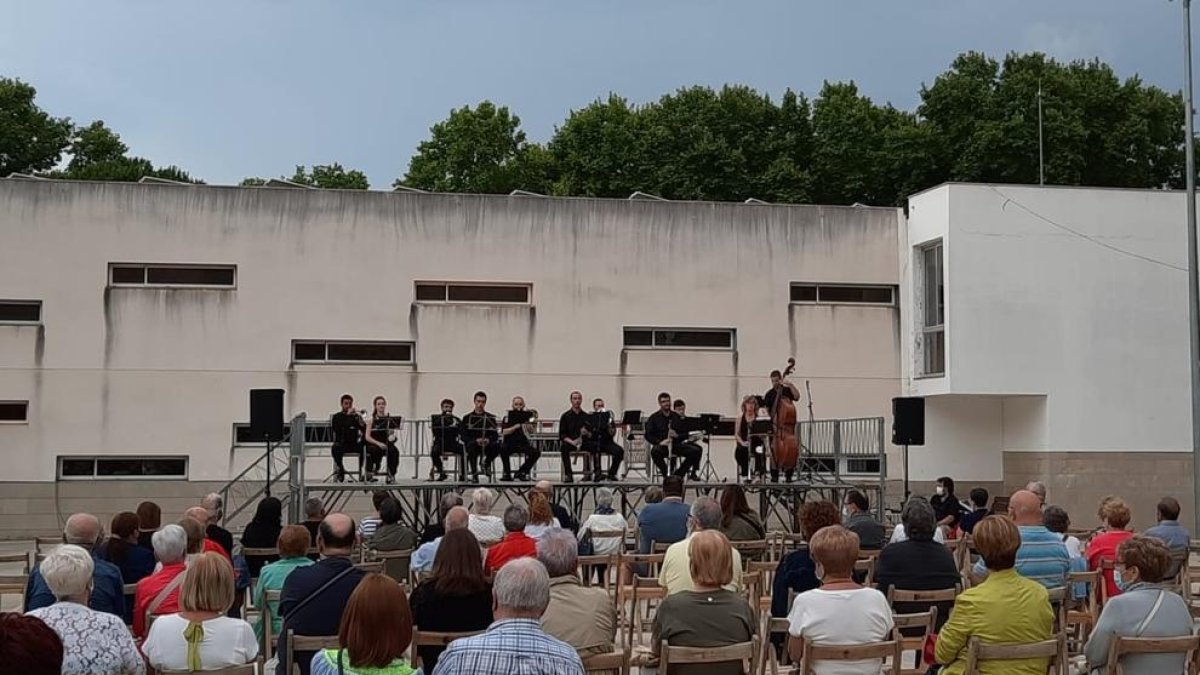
[578,487,627,584]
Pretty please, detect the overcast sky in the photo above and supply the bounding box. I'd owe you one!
[0,0,1190,186]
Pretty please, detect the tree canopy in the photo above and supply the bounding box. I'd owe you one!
[241,163,369,189]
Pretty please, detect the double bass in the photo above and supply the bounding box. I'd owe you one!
[771,358,800,477]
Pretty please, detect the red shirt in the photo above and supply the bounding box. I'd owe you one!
[203,538,230,560]
[485,532,537,574]
[132,562,187,638]
[1087,529,1134,599]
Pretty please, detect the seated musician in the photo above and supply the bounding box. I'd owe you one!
[429,398,462,482]
[364,395,400,483]
[330,394,365,483]
[645,393,700,480]
[557,391,590,484]
[582,398,624,482]
[492,396,540,481]
[459,391,499,484]
[672,399,704,480]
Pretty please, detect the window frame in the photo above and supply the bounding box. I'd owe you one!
[56,455,189,481]
[0,400,29,423]
[0,300,42,325]
[413,281,532,305]
[290,340,416,365]
[789,283,897,306]
[622,327,737,351]
[918,240,945,377]
[108,263,238,289]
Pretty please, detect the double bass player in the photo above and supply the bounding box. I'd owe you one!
[761,364,801,483]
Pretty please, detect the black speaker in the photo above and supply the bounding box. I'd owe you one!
[249,389,285,442]
[892,396,925,446]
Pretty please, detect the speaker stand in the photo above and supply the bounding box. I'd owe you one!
[265,439,273,497]
[902,443,910,504]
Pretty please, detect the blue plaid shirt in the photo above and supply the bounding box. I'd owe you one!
[433,618,584,675]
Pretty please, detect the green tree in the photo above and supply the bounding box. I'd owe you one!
[289,163,369,189]
[47,120,200,183]
[549,94,649,197]
[0,78,73,176]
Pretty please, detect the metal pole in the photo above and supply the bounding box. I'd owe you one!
[1183,0,1200,530]
[1038,80,1045,185]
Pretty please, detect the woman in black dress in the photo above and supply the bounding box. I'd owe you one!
[365,396,400,482]
[733,396,766,482]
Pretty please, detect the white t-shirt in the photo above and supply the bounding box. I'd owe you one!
[524,519,561,541]
[887,523,945,545]
[1063,534,1083,559]
[787,587,894,675]
[143,614,259,671]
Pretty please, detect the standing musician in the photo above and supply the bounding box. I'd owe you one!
[734,395,767,483]
[762,367,802,483]
[583,398,624,481]
[491,395,540,482]
[364,395,400,483]
[459,391,499,484]
[645,392,701,479]
[330,394,366,483]
[557,391,591,484]
[429,398,462,482]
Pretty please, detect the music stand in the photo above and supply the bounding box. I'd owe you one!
[695,414,723,482]
[507,410,533,425]
[430,414,462,481]
[749,418,774,482]
[464,414,497,481]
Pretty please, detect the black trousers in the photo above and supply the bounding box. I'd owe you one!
[331,442,363,477]
[650,441,701,478]
[735,439,767,478]
[487,439,540,477]
[583,438,625,477]
[366,441,399,477]
[430,442,465,478]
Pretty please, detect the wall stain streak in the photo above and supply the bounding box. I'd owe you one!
[788,303,797,357]
[617,349,628,412]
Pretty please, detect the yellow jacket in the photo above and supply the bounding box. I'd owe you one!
[934,568,1054,675]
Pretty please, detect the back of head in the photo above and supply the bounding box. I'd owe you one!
[493,557,551,616]
[444,505,470,531]
[202,493,223,520]
[1118,535,1173,584]
[106,512,139,565]
[253,497,282,525]
[969,488,990,508]
[644,486,664,504]
[339,574,413,668]
[1025,481,1047,504]
[440,492,464,518]
[1101,497,1132,530]
[371,491,389,513]
[688,530,733,588]
[719,484,751,527]
[318,513,357,552]
[690,496,722,531]
[663,475,684,498]
[137,501,162,531]
[846,490,869,513]
[152,524,188,564]
[278,524,312,558]
[596,487,615,509]
[184,506,211,528]
[180,552,235,613]
[39,544,93,601]
[472,487,496,515]
[503,504,529,532]
[900,498,937,542]
[973,515,1021,571]
[431,529,486,595]
[1157,496,1182,522]
[808,525,860,577]
[179,517,205,554]
[536,529,578,577]
[380,498,402,525]
[1008,490,1043,525]
[63,513,101,549]
[528,492,553,526]
[1042,505,1070,534]
[304,497,325,520]
[110,512,139,540]
[0,613,63,675]
[798,500,841,541]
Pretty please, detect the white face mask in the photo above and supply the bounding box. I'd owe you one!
[842,505,851,518]
[935,486,945,496]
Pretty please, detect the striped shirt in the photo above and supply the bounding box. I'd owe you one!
[973,525,1070,589]
[433,618,585,675]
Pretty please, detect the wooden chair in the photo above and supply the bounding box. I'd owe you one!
[1066,570,1101,653]
[241,546,280,558]
[579,553,616,591]
[853,558,875,587]
[286,631,341,675]
[963,633,1067,675]
[741,570,762,605]
[0,572,28,605]
[732,539,770,563]
[367,548,413,583]
[1166,549,1189,590]
[260,588,281,660]
[1103,634,1200,675]
[411,629,486,670]
[892,608,938,675]
[660,637,758,675]
[0,551,31,573]
[1046,586,1069,633]
[886,586,960,606]
[628,576,666,647]
[161,665,256,675]
[582,648,631,675]
[761,615,798,675]
[354,561,383,574]
[747,560,780,597]
[34,536,61,555]
[774,533,807,560]
[1099,559,1117,606]
[798,638,901,675]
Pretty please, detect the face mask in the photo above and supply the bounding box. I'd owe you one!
[842,506,851,518]
[814,562,826,581]
[1115,567,1134,592]
[935,486,945,496]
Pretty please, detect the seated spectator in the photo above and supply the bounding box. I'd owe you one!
[841,489,885,550]
[275,513,366,675]
[538,529,616,661]
[421,492,464,545]
[435,558,584,675]
[644,485,664,505]
[637,476,689,553]
[136,501,162,551]
[653,530,757,675]
[310,573,417,675]
[468,487,506,546]
[534,480,579,534]
[370,497,419,553]
[132,523,189,638]
[485,505,537,574]
[958,488,990,534]
[300,496,325,550]
[144,552,257,671]
[1087,496,1135,598]
[0,613,63,675]
[720,484,767,553]
[660,496,743,595]
[1143,496,1190,555]
[972,490,1070,589]
[930,476,965,535]
[185,506,230,560]
[412,505,469,573]
[1043,505,1083,559]
[772,500,839,620]
[874,498,960,632]
[1025,481,1048,508]
[96,511,155,623]
[578,487,626,584]
[26,545,144,675]
[26,513,124,620]
[1084,536,1194,675]
[525,492,562,541]
[409,529,494,673]
[787,526,893,674]
[202,492,235,556]
[241,496,283,577]
[359,491,390,540]
[935,516,1053,675]
[888,497,946,544]
[253,524,314,642]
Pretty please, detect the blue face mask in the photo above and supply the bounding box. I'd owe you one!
[1114,568,1131,592]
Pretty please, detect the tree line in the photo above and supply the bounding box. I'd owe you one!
[1,51,1189,204]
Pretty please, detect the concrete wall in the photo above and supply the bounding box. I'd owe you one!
[0,181,903,521]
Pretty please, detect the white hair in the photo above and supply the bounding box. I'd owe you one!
[690,496,722,531]
[493,557,550,613]
[536,529,578,577]
[63,513,101,549]
[472,487,496,515]
[202,493,223,519]
[596,487,615,508]
[152,524,188,564]
[40,544,93,600]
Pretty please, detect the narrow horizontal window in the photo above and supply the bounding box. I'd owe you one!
[0,300,42,323]
[415,281,530,304]
[846,458,882,474]
[0,401,29,422]
[791,283,895,306]
[623,327,736,351]
[57,456,188,480]
[109,264,236,288]
[790,285,817,303]
[292,340,414,364]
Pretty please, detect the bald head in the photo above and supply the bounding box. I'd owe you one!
[534,480,553,496]
[1009,490,1043,525]
[317,512,356,555]
[445,505,470,531]
[184,506,210,525]
[64,513,101,550]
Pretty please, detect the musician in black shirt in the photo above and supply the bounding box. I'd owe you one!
[583,397,624,481]
[364,396,400,482]
[644,392,701,479]
[429,398,462,482]
[459,391,499,484]
[330,394,366,482]
[557,391,590,484]
[760,369,801,412]
[490,395,540,481]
